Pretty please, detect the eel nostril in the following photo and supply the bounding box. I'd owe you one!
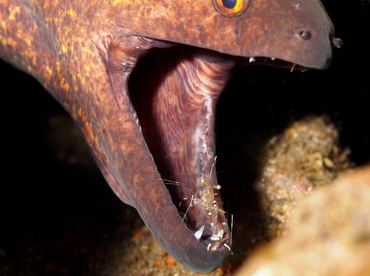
[332,37,343,48]
[296,28,311,40]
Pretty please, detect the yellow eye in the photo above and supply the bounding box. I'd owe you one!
[213,0,250,17]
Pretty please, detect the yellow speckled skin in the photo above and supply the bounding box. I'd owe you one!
[0,0,337,273]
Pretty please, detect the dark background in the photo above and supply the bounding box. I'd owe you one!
[0,0,369,275]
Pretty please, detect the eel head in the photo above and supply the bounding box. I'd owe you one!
[94,0,341,271]
[0,0,341,273]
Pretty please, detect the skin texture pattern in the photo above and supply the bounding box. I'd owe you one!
[0,0,341,273]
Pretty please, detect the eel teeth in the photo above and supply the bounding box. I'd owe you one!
[291,63,297,72]
[194,225,205,240]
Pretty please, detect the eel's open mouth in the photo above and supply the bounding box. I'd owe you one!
[100,28,341,271]
[127,43,315,252]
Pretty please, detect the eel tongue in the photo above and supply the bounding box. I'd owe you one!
[130,45,238,249]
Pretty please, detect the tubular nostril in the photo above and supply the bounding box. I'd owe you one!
[296,28,311,40]
[332,37,343,48]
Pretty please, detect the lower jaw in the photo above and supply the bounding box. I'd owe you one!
[129,45,238,249]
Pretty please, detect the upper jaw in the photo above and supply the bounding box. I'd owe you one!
[109,0,337,70]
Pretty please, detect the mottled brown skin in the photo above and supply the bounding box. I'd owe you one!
[0,0,339,273]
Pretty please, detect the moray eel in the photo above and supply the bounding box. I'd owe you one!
[0,0,341,273]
